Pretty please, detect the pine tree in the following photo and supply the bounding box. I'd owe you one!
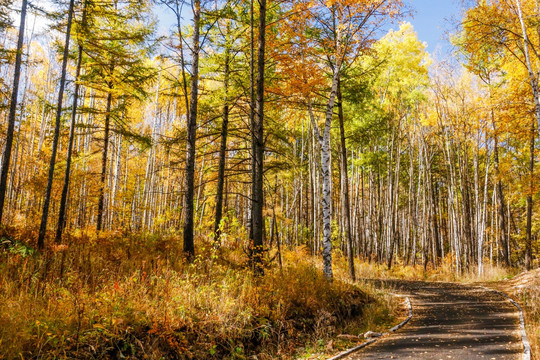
[37,0,77,249]
[0,0,28,225]
[78,0,156,232]
[56,0,88,243]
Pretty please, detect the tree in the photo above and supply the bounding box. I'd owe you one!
[37,0,77,249]
[250,0,267,273]
[0,0,28,225]
[337,80,355,280]
[183,0,201,258]
[213,15,236,245]
[78,0,156,232]
[56,0,88,243]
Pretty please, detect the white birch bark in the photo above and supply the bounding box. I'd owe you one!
[515,0,540,134]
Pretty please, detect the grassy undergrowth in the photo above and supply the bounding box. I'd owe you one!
[354,256,516,283]
[492,270,540,359]
[517,277,540,359]
[0,228,400,359]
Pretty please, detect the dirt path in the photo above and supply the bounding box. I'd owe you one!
[345,280,523,360]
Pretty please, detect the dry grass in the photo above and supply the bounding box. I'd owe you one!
[0,229,398,359]
[354,255,515,283]
[493,269,540,360]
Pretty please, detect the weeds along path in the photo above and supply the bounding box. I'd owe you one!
[346,280,523,360]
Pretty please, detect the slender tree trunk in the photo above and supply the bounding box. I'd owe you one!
[56,36,84,243]
[182,0,200,258]
[37,0,76,248]
[214,39,230,245]
[526,120,535,270]
[515,0,540,135]
[0,0,27,225]
[321,67,341,280]
[251,0,266,274]
[97,90,113,232]
[478,147,490,275]
[515,0,537,270]
[493,137,510,266]
[337,81,355,281]
[321,129,333,279]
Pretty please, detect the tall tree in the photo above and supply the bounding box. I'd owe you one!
[37,0,76,249]
[183,0,201,258]
[214,20,233,245]
[250,0,267,273]
[337,80,355,281]
[514,0,539,269]
[0,0,28,225]
[78,0,156,232]
[56,0,88,243]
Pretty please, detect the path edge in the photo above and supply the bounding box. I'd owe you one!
[479,285,531,360]
[327,296,413,360]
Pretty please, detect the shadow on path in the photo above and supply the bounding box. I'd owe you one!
[345,280,522,360]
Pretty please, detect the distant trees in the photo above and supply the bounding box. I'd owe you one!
[0,0,12,63]
[459,0,540,271]
[0,0,538,274]
[291,0,403,279]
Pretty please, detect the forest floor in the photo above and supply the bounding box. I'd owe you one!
[1,227,537,359]
[0,228,403,360]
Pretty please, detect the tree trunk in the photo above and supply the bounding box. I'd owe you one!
[182,0,200,259]
[56,33,84,243]
[337,81,355,281]
[526,119,535,270]
[37,0,76,248]
[248,0,255,241]
[493,137,510,266]
[97,91,113,232]
[0,0,27,225]
[321,66,342,280]
[214,41,230,245]
[251,0,266,274]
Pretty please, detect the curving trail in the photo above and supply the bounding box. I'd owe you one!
[345,280,523,360]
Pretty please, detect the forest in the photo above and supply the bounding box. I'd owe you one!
[0,0,539,358]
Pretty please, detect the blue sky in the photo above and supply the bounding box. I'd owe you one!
[153,0,469,55]
[20,0,469,53]
[403,0,469,54]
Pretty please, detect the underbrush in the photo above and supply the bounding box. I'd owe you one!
[354,256,515,283]
[501,270,540,359]
[0,228,397,359]
[521,282,540,359]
